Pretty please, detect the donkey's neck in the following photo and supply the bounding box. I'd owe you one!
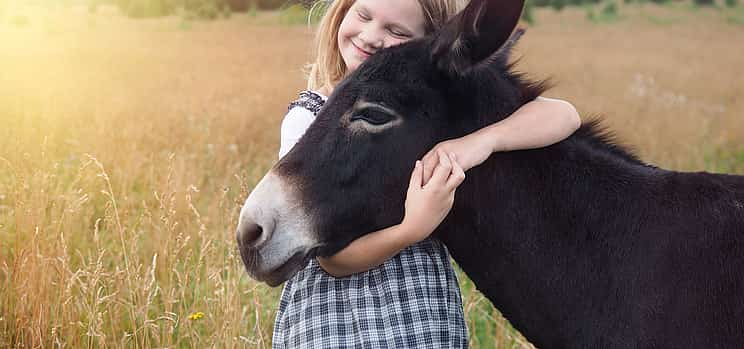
[438,130,664,347]
[436,69,668,346]
[450,66,550,133]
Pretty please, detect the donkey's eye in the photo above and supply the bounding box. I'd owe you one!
[351,109,393,126]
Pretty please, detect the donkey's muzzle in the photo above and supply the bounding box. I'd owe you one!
[235,171,319,285]
[236,219,265,250]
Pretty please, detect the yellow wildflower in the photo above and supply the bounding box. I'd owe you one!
[188,312,205,321]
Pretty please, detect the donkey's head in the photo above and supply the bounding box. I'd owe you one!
[237,0,534,286]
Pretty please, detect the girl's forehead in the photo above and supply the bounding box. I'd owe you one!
[352,0,426,34]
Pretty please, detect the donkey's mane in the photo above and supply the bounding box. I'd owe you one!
[572,118,647,166]
[486,30,647,167]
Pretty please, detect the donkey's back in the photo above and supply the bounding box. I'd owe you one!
[441,145,744,348]
[628,171,744,348]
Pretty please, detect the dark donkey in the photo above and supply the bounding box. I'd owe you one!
[237,0,744,347]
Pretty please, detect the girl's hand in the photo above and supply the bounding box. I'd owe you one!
[315,151,464,277]
[421,131,491,184]
[400,150,466,244]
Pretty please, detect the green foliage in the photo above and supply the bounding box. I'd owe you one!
[552,0,567,11]
[117,0,177,18]
[248,1,258,17]
[174,0,273,10]
[278,4,307,25]
[182,0,230,20]
[726,0,738,7]
[258,0,289,9]
[586,0,621,22]
[644,13,680,24]
[277,3,324,26]
[224,0,252,11]
[693,0,716,5]
[586,6,596,20]
[535,0,600,7]
[114,0,237,19]
[727,13,744,24]
[601,1,619,17]
[522,0,536,24]
[221,4,231,18]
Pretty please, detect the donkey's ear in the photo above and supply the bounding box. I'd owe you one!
[431,0,525,77]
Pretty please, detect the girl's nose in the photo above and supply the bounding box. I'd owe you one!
[358,29,384,51]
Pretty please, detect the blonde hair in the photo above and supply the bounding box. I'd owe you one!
[306,0,466,91]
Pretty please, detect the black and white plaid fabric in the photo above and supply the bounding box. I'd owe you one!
[272,92,468,348]
[273,239,468,349]
[288,90,326,116]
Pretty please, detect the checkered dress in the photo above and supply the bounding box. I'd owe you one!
[272,91,468,349]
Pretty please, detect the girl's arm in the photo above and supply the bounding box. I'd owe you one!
[317,151,465,277]
[421,97,581,181]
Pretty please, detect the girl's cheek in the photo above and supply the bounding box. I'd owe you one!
[386,37,409,48]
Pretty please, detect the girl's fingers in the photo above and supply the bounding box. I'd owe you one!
[425,150,452,188]
[409,160,423,189]
[446,153,466,190]
[421,151,435,184]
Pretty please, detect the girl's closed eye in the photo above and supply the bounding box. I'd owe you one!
[389,27,411,38]
[357,10,371,22]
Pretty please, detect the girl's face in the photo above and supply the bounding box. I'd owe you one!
[338,0,427,73]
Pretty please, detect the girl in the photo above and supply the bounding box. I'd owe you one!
[273,0,582,347]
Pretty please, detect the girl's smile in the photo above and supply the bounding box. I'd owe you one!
[350,39,374,58]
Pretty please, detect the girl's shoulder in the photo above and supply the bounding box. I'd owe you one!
[287,90,328,116]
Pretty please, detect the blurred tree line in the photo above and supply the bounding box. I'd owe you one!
[521,0,735,24]
[104,0,292,19]
[92,0,736,20]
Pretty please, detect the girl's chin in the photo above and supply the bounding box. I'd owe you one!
[345,58,362,72]
[343,51,367,71]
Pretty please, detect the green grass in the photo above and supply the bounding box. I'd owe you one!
[178,17,192,30]
[644,13,683,24]
[724,5,744,24]
[727,14,744,23]
[586,1,623,23]
[455,265,534,348]
[704,146,744,174]
[248,2,258,17]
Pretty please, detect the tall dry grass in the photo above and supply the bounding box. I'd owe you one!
[0,3,742,348]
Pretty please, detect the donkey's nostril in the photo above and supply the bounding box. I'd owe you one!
[237,221,264,248]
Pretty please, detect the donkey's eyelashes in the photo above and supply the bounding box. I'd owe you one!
[351,109,393,126]
[347,101,404,132]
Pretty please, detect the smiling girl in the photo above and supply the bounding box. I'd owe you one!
[272,0,581,347]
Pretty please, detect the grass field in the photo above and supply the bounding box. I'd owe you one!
[1,2,743,348]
